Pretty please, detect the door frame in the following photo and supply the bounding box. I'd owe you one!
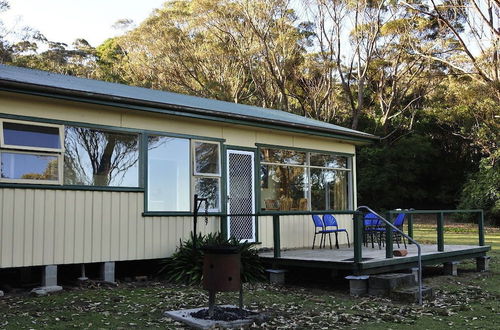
[226,148,256,242]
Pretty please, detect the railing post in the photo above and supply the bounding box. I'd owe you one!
[353,212,363,263]
[385,211,393,258]
[220,215,228,239]
[408,213,414,244]
[273,215,281,258]
[478,210,485,246]
[437,212,444,252]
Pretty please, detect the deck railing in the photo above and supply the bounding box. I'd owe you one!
[216,208,485,259]
[392,209,486,250]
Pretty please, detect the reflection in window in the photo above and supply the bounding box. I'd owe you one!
[310,169,348,210]
[1,152,59,181]
[310,153,347,168]
[147,136,190,211]
[63,126,139,186]
[260,148,305,165]
[261,148,350,211]
[194,177,220,211]
[261,165,307,211]
[2,122,61,150]
[194,141,219,175]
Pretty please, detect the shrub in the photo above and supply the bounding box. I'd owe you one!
[159,232,265,285]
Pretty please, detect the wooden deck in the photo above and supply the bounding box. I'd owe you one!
[259,244,491,275]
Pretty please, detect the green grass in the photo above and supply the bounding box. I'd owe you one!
[0,225,498,329]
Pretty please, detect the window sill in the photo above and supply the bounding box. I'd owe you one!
[0,183,144,192]
[142,211,224,217]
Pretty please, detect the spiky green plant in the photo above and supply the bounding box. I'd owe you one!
[159,232,265,285]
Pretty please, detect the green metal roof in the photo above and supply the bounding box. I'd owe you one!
[0,64,378,142]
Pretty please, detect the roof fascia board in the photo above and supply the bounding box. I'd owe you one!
[0,83,378,144]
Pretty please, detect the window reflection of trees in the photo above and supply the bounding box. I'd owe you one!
[195,142,219,174]
[64,127,139,186]
[261,148,349,211]
[195,177,219,209]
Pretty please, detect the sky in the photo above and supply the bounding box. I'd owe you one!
[2,0,166,47]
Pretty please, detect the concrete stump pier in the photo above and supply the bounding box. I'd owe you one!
[443,261,459,276]
[476,256,490,272]
[345,275,369,296]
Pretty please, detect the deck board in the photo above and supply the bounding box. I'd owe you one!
[259,244,491,274]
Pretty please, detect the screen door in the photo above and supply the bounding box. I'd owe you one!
[227,149,255,242]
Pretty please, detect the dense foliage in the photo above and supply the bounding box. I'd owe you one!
[0,0,498,223]
[159,232,265,285]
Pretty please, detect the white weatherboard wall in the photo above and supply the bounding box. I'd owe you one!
[0,188,218,268]
[258,215,353,250]
[0,91,358,268]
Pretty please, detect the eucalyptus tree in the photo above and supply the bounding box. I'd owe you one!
[115,0,311,112]
[402,0,499,98]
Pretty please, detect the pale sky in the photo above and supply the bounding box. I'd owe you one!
[2,0,166,47]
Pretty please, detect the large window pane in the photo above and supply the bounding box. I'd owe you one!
[147,136,190,211]
[194,177,220,211]
[311,169,348,210]
[63,126,139,186]
[194,141,219,175]
[310,153,347,168]
[260,165,307,211]
[260,148,305,165]
[3,122,61,149]
[1,152,59,181]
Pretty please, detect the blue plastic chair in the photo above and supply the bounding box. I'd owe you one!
[392,213,407,248]
[322,214,350,249]
[364,212,384,248]
[370,213,407,249]
[311,215,336,249]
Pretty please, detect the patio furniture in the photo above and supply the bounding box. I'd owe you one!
[279,197,293,211]
[368,212,407,249]
[264,199,279,210]
[392,213,407,248]
[298,198,308,211]
[311,215,336,249]
[363,212,384,248]
[322,214,351,249]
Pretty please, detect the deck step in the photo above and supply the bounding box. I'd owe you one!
[391,285,434,303]
[368,273,416,296]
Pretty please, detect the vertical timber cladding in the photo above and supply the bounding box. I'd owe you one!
[257,215,353,250]
[0,92,358,267]
[0,188,219,268]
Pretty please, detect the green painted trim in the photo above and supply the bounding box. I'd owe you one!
[224,145,257,151]
[273,215,281,258]
[437,212,445,252]
[0,183,144,192]
[0,87,375,143]
[259,246,491,272]
[256,143,355,157]
[353,212,363,263]
[142,211,193,217]
[142,133,149,213]
[0,112,225,142]
[221,144,228,237]
[478,211,485,246]
[259,257,357,270]
[142,212,225,217]
[385,212,393,258]
[408,214,414,242]
[388,209,483,215]
[260,210,356,216]
[359,246,491,270]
